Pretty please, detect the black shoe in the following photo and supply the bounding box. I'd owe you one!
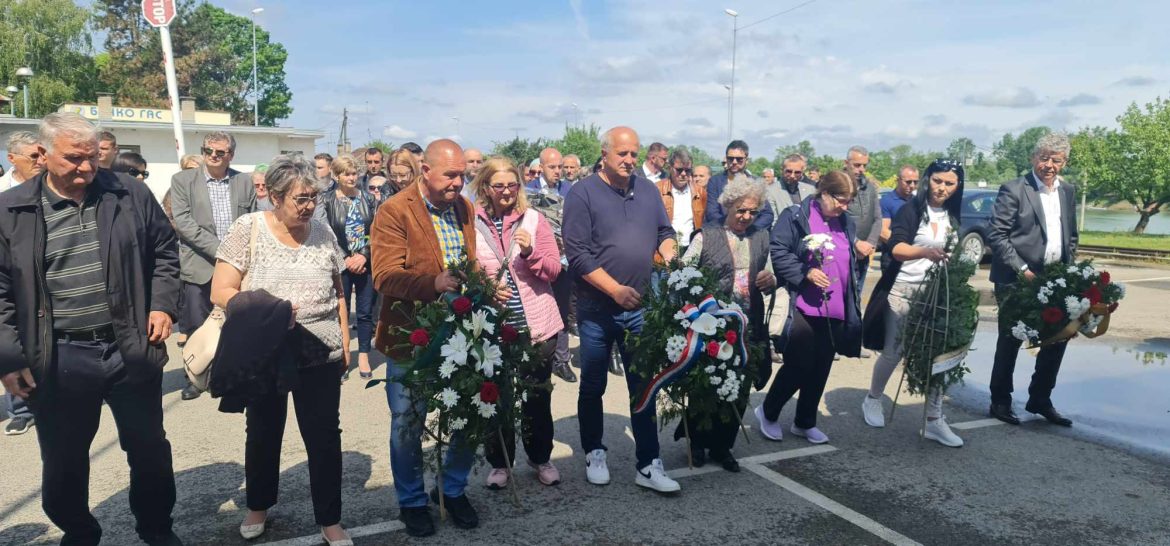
[689,445,706,467]
[429,488,479,529]
[989,403,1020,425]
[180,384,202,401]
[143,530,184,546]
[4,415,34,435]
[709,451,740,473]
[399,506,435,537]
[553,362,577,383]
[608,352,624,376]
[1026,404,1073,427]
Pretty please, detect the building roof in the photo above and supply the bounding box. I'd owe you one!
[0,116,324,139]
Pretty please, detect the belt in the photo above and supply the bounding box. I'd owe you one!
[54,325,116,343]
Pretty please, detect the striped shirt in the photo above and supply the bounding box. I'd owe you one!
[491,217,527,328]
[42,184,111,332]
[422,189,465,266]
[206,171,233,239]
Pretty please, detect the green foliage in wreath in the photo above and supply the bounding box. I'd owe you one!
[897,247,980,396]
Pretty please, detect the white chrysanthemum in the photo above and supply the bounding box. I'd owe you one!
[440,331,472,366]
[1011,321,1033,342]
[690,285,703,295]
[521,351,530,362]
[704,365,716,374]
[477,401,497,418]
[450,417,468,431]
[1082,267,1095,280]
[521,390,528,403]
[1054,278,1067,288]
[1067,265,1080,275]
[439,387,459,408]
[716,318,727,328]
[673,310,686,321]
[710,375,723,386]
[680,319,691,329]
[1037,293,1049,304]
[477,341,503,378]
[667,335,688,350]
[823,241,836,251]
[666,348,683,362]
[438,360,457,379]
[1080,314,1104,334]
[1064,296,1089,319]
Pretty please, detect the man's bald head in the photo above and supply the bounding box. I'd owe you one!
[601,126,639,152]
[539,147,563,186]
[421,139,467,207]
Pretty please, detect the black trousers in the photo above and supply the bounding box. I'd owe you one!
[484,339,556,468]
[675,399,748,456]
[180,281,212,335]
[990,286,1068,409]
[29,339,176,546]
[244,362,343,526]
[762,311,842,428]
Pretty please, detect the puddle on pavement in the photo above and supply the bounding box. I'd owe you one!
[951,327,1170,458]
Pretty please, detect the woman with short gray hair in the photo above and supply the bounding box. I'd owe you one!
[210,155,353,545]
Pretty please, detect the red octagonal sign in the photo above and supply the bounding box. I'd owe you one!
[141,0,177,27]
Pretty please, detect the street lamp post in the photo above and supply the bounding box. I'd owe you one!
[251,8,264,126]
[16,67,33,119]
[724,9,738,140]
[5,86,18,116]
[571,102,580,126]
[723,85,732,142]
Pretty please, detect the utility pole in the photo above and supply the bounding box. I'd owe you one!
[337,107,350,157]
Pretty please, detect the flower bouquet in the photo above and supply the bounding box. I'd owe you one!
[1000,259,1125,348]
[627,261,764,468]
[802,233,839,348]
[369,256,544,512]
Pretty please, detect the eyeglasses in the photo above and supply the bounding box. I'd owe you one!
[127,168,150,179]
[783,169,803,176]
[289,193,321,207]
[527,170,539,176]
[829,193,854,206]
[735,208,760,216]
[201,147,230,159]
[387,173,411,181]
[489,183,521,193]
[368,185,383,192]
[725,156,747,163]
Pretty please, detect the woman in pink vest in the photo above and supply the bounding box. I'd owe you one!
[472,157,564,489]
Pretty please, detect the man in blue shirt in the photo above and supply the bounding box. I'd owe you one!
[878,164,919,269]
[703,140,773,230]
[562,126,680,494]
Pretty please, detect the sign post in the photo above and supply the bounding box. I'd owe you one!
[142,0,185,159]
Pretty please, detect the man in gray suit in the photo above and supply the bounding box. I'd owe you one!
[987,133,1078,427]
[169,132,256,400]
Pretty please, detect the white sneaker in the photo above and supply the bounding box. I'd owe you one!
[923,416,964,448]
[585,449,610,485]
[635,459,681,493]
[862,395,885,428]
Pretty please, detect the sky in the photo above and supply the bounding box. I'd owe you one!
[213,0,1170,159]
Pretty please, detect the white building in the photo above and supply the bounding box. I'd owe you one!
[0,95,323,201]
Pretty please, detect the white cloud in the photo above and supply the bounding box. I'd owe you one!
[568,0,589,40]
[1113,76,1157,87]
[383,125,417,139]
[1057,94,1102,107]
[962,87,1043,108]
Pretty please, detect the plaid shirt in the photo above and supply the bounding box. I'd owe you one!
[206,171,233,240]
[422,190,465,266]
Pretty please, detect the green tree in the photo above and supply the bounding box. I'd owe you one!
[774,140,818,164]
[360,139,395,156]
[993,126,1051,177]
[491,136,546,169]
[946,137,976,164]
[92,0,293,125]
[550,124,602,167]
[1072,97,1170,233]
[0,0,97,118]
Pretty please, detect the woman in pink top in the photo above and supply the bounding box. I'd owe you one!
[471,157,564,489]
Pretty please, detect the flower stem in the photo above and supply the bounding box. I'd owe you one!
[497,427,522,508]
[682,398,694,469]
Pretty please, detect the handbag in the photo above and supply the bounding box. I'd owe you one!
[182,213,260,390]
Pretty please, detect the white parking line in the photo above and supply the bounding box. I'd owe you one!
[745,463,923,546]
[257,520,406,546]
[949,418,1006,431]
[1119,276,1170,283]
[668,444,837,479]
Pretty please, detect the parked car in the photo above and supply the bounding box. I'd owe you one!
[958,188,997,263]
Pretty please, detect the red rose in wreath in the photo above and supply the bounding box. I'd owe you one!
[1099,271,1111,285]
[409,328,430,346]
[1041,307,1065,324]
[706,341,721,357]
[480,381,500,404]
[452,296,473,315]
[724,330,738,344]
[1082,284,1103,306]
[500,324,519,344]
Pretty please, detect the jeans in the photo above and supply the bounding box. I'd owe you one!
[245,362,342,526]
[385,360,475,508]
[341,270,376,353]
[552,271,574,364]
[29,339,175,546]
[6,392,31,418]
[576,298,659,469]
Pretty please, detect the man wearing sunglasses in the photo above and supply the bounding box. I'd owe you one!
[703,140,774,230]
[2,131,45,192]
[169,131,257,400]
[656,147,706,251]
[878,165,919,269]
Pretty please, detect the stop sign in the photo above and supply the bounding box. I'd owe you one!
[141,0,177,27]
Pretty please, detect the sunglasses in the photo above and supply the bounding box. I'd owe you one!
[725,156,747,163]
[735,208,760,216]
[127,168,150,179]
[201,147,230,159]
[673,167,693,175]
[368,185,383,192]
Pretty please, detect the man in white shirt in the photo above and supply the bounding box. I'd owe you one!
[1,131,43,192]
[987,133,1079,428]
[640,142,668,182]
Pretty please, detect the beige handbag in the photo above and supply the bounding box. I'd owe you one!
[182,214,260,390]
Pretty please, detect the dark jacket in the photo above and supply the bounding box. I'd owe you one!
[0,171,180,381]
[862,199,960,350]
[320,188,376,262]
[987,173,1078,285]
[703,172,775,230]
[769,196,862,357]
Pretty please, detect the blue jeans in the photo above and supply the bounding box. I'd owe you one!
[6,393,31,418]
[576,298,659,469]
[385,360,475,508]
[342,270,375,353]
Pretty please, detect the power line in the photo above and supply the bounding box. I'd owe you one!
[738,0,820,30]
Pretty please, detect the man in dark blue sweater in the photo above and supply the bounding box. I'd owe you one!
[703,139,774,230]
[562,126,680,494]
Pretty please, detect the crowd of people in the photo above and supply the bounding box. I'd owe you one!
[0,112,1080,544]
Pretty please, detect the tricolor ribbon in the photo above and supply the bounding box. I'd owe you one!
[632,295,751,414]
